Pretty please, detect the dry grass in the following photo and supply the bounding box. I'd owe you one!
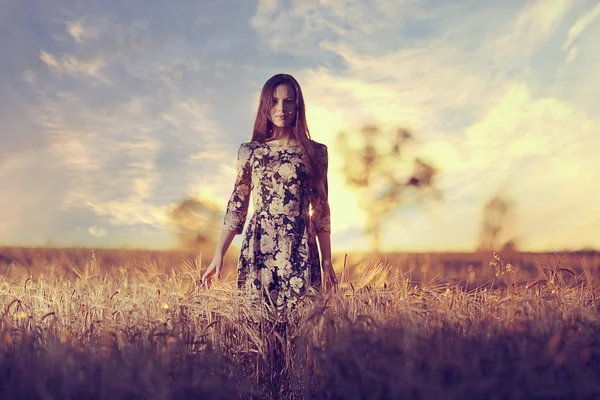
[0,248,599,399]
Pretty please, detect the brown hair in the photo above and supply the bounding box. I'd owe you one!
[251,74,322,180]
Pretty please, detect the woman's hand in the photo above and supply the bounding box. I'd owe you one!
[200,230,236,288]
[200,255,223,288]
[322,259,338,293]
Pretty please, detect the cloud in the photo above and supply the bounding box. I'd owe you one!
[2,1,266,249]
[2,0,597,251]
[459,85,600,248]
[255,0,279,14]
[21,70,36,84]
[510,0,572,41]
[38,88,227,230]
[29,11,236,238]
[40,50,109,83]
[66,19,87,43]
[564,1,600,47]
[0,149,67,246]
[251,0,600,251]
[376,82,600,251]
[88,226,107,237]
[565,46,580,63]
[251,0,411,54]
[563,1,600,62]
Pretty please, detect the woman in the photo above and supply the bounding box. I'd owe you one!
[200,73,337,309]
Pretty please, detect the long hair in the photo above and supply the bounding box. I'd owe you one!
[251,74,322,180]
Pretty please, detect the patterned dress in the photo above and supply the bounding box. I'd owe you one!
[223,140,330,309]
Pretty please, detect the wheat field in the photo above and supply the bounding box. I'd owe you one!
[0,247,599,399]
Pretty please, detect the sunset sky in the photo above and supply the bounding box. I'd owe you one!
[1,0,599,252]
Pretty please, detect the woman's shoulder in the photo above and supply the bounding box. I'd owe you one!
[236,141,263,162]
[240,141,263,149]
[308,140,328,155]
[238,141,265,154]
[240,139,326,154]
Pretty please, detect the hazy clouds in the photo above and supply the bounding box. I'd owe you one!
[1,0,599,251]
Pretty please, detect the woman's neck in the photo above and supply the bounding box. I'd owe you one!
[270,127,294,142]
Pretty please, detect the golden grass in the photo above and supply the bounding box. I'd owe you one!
[0,248,599,399]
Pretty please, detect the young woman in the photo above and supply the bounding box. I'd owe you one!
[200,73,337,309]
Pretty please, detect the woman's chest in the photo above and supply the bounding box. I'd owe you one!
[250,151,310,194]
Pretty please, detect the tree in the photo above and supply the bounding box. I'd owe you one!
[477,194,518,252]
[168,197,222,251]
[336,124,441,253]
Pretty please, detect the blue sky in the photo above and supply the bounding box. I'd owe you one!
[1,0,599,252]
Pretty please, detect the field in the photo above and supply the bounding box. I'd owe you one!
[1,247,600,399]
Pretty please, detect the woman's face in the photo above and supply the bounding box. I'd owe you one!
[269,84,297,129]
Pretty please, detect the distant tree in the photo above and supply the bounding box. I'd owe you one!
[168,197,222,251]
[336,124,442,253]
[501,239,519,254]
[477,195,518,252]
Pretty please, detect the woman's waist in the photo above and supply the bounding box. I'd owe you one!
[250,209,311,221]
[252,201,309,216]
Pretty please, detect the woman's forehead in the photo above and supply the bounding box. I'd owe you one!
[272,84,295,98]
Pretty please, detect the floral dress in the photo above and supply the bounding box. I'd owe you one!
[223,140,330,309]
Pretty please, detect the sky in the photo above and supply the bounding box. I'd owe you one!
[1,0,599,253]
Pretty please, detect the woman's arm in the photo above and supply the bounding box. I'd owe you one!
[317,227,337,292]
[213,229,237,260]
[317,231,332,263]
[201,144,252,285]
[310,144,331,235]
[200,228,237,285]
[222,144,253,234]
[310,144,337,291]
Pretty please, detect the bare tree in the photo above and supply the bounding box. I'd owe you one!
[337,124,441,252]
[477,194,518,252]
[168,197,222,251]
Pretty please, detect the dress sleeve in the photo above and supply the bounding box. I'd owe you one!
[310,144,331,233]
[223,144,252,234]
